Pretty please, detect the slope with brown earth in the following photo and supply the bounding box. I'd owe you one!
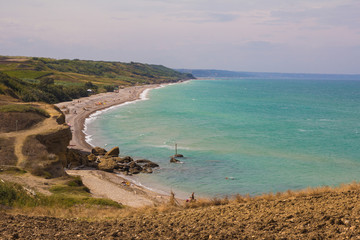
[1,185,360,239]
[0,102,71,177]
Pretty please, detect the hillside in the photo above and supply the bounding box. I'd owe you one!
[0,56,194,103]
[1,182,360,239]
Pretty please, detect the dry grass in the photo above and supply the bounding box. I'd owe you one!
[4,180,360,222]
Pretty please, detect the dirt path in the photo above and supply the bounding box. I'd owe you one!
[2,103,66,166]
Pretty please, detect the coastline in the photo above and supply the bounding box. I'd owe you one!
[55,84,177,207]
[55,84,160,153]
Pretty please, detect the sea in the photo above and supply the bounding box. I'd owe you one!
[85,77,360,198]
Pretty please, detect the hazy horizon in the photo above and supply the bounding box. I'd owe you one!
[1,0,360,74]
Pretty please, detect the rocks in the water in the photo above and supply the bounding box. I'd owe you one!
[170,157,180,163]
[135,159,159,168]
[144,162,159,168]
[116,156,133,163]
[135,159,152,164]
[173,154,184,158]
[98,158,117,172]
[104,147,120,157]
[85,146,159,175]
[91,147,107,156]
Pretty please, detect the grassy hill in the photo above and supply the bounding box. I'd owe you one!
[0,56,194,103]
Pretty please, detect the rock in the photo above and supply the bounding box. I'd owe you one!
[174,154,184,158]
[91,147,107,156]
[104,147,120,157]
[130,167,142,174]
[117,164,129,172]
[135,159,152,164]
[144,162,159,168]
[66,149,88,169]
[87,153,97,162]
[98,158,117,172]
[129,161,139,168]
[170,157,180,163]
[115,156,133,163]
[129,162,143,174]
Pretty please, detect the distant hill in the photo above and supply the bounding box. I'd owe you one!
[0,56,194,103]
[177,69,360,80]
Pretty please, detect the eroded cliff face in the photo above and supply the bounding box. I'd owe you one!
[0,103,71,178]
[21,128,71,178]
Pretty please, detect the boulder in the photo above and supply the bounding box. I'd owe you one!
[129,161,143,174]
[135,159,151,164]
[87,153,97,162]
[130,167,142,174]
[170,157,180,163]
[98,158,117,172]
[173,154,184,158]
[104,147,120,157]
[66,149,88,168]
[91,147,107,156]
[115,156,133,164]
[144,162,159,168]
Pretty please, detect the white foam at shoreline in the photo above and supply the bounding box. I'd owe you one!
[115,173,189,199]
[115,173,171,196]
[83,83,179,147]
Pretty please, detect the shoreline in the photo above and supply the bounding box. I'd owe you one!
[55,83,186,207]
[55,84,160,153]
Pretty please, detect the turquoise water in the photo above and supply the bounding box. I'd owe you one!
[85,78,360,198]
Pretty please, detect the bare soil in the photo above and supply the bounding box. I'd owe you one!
[0,112,46,133]
[1,187,360,239]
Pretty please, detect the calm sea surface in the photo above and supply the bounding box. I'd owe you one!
[85,78,360,198]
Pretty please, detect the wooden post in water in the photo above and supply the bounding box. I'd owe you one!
[175,143,178,156]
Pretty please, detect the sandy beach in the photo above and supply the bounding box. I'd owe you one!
[55,84,175,207]
[55,84,159,153]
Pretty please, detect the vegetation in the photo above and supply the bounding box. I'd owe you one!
[0,177,122,209]
[0,55,194,104]
[0,104,50,117]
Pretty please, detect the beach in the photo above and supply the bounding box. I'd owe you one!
[55,84,173,207]
[55,85,159,153]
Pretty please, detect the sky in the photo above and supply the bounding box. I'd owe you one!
[1,0,360,74]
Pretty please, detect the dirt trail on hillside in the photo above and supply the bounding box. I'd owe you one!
[2,103,66,166]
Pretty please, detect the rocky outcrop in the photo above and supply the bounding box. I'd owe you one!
[91,147,107,156]
[66,149,88,168]
[87,146,160,175]
[170,157,180,163]
[98,158,117,172]
[104,147,120,157]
